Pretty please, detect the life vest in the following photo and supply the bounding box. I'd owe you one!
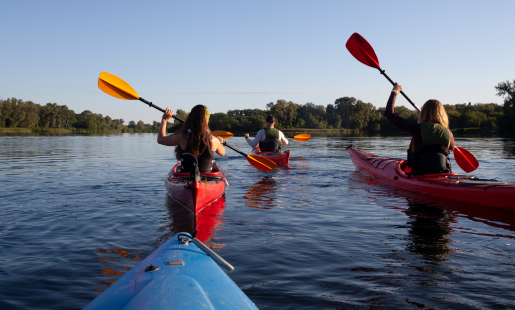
[408,123,452,175]
[259,127,281,152]
[180,135,215,173]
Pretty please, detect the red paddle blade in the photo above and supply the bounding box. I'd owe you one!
[346,33,380,69]
[454,146,479,173]
[246,155,277,172]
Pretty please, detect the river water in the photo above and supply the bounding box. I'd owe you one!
[1,133,515,309]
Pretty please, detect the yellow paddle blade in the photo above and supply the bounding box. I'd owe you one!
[246,155,277,172]
[98,72,140,100]
[212,130,234,140]
[293,133,311,142]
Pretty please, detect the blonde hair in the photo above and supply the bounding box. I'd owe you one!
[418,99,449,128]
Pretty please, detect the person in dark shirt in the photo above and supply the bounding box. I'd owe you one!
[384,83,455,175]
[157,105,225,173]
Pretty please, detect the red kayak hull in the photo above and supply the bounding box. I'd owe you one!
[348,147,515,210]
[165,163,226,214]
[253,150,291,166]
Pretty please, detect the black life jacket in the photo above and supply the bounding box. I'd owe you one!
[259,127,281,153]
[180,135,215,173]
[408,123,452,175]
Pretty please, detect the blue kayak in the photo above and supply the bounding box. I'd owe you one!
[83,233,258,310]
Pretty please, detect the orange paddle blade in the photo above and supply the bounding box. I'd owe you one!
[293,134,311,142]
[454,146,479,173]
[98,72,139,100]
[212,130,233,140]
[246,155,277,172]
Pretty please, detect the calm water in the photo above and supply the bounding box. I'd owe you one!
[1,133,515,309]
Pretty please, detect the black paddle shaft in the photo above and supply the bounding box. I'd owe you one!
[223,142,247,157]
[139,97,186,123]
[378,68,421,113]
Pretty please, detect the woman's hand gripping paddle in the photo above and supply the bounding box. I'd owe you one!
[98,72,277,172]
[345,33,479,173]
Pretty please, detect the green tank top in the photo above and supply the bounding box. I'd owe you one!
[264,127,280,140]
[420,123,451,148]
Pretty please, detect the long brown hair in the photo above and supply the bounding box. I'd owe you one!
[175,105,211,160]
[418,99,449,128]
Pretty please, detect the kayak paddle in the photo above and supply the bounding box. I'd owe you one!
[346,33,420,112]
[222,142,277,172]
[290,133,311,142]
[218,131,310,142]
[98,72,277,172]
[453,146,479,173]
[346,33,480,173]
[212,130,233,140]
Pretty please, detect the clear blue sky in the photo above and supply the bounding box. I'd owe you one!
[2,1,514,124]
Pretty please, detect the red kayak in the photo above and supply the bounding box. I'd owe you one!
[165,163,226,214]
[348,147,515,210]
[252,150,291,166]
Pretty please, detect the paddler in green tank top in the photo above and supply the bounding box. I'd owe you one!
[244,115,289,153]
[384,83,456,175]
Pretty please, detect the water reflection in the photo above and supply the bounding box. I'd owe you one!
[402,199,455,263]
[244,177,278,209]
[89,197,227,293]
[166,196,226,244]
[357,172,515,235]
[502,137,515,158]
[92,247,143,293]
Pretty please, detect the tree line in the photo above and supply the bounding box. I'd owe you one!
[2,79,514,134]
[0,98,157,133]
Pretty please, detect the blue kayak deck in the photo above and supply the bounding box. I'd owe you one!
[83,233,258,310]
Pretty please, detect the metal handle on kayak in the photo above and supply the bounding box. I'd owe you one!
[192,238,235,272]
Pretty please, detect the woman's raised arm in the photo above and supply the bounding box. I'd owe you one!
[157,108,182,146]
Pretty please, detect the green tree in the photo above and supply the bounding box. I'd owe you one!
[352,100,374,129]
[266,100,299,128]
[495,79,515,133]
[334,97,356,128]
[461,111,485,128]
[333,115,342,129]
[19,101,39,128]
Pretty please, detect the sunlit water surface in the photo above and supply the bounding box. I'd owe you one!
[1,133,515,309]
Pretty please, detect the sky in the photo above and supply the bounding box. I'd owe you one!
[2,0,514,124]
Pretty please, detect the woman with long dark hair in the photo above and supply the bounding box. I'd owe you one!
[157,105,225,172]
[385,83,455,175]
